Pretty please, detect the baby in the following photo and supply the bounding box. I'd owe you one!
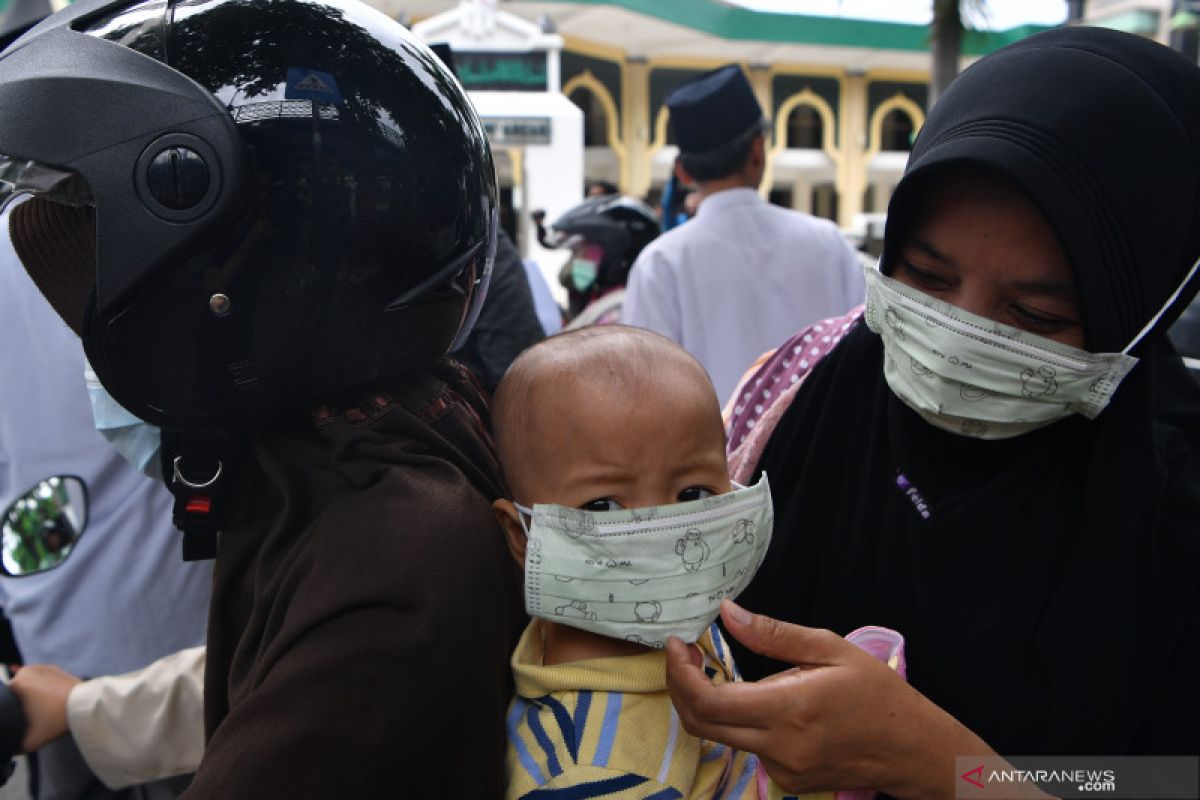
[492,326,830,799]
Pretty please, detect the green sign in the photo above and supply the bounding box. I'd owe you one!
[457,51,548,91]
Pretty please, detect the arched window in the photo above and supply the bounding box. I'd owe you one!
[786,105,823,150]
[881,109,915,152]
[568,87,609,147]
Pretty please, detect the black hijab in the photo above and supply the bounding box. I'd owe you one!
[733,27,1200,756]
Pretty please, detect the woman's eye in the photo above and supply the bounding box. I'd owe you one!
[1011,305,1075,333]
[677,487,714,502]
[897,260,951,290]
[581,498,623,512]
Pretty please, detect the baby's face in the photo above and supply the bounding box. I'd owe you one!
[517,372,732,512]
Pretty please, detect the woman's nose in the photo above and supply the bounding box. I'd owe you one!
[943,283,996,323]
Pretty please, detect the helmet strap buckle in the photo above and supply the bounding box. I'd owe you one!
[161,429,240,561]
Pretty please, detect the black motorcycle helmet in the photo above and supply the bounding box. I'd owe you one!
[547,194,659,295]
[0,0,498,430]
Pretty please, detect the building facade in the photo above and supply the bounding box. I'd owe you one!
[1079,0,1200,60]
[398,0,1052,248]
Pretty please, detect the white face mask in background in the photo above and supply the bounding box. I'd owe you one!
[863,265,1139,439]
[517,475,773,648]
[84,360,164,480]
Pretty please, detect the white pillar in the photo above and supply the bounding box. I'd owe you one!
[523,111,584,305]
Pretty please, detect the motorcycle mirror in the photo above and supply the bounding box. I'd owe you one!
[1,476,88,577]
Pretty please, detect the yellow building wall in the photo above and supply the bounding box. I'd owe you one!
[560,38,928,229]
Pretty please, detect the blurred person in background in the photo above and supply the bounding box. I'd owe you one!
[520,255,564,337]
[623,64,863,403]
[585,181,618,198]
[0,200,211,800]
[542,194,659,328]
[659,157,697,232]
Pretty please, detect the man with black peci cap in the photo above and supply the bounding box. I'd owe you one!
[623,64,864,404]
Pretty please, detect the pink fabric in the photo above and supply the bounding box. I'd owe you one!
[726,308,864,484]
[729,378,803,485]
[727,307,864,454]
[756,762,771,799]
[845,625,907,680]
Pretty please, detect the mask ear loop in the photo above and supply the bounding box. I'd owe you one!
[513,501,549,664]
[514,503,534,535]
[1123,252,1200,355]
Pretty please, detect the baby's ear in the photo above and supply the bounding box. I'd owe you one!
[492,498,527,567]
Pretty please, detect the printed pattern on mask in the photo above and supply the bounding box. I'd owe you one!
[862,267,1138,440]
[523,478,774,649]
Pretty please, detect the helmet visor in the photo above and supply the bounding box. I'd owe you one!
[0,157,93,211]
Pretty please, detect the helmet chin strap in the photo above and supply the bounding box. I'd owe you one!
[160,429,243,560]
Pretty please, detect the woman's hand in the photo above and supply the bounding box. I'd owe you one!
[665,600,995,800]
[8,664,81,752]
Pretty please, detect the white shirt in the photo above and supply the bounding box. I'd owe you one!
[68,646,206,788]
[622,188,865,403]
[522,258,563,336]
[0,207,211,677]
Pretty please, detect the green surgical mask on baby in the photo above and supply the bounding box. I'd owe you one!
[863,265,1139,439]
[516,475,773,648]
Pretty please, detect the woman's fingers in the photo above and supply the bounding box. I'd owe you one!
[672,609,997,800]
[664,636,800,740]
[719,599,846,667]
[665,640,838,793]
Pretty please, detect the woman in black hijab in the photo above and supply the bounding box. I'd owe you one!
[665,26,1200,798]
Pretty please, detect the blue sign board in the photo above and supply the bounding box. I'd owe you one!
[285,68,343,104]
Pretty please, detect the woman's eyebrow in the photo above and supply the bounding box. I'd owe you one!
[905,236,1078,300]
[906,236,954,265]
[1010,278,1078,300]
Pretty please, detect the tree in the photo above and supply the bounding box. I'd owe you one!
[930,0,987,106]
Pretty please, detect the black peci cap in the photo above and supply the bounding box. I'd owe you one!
[667,64,763,154]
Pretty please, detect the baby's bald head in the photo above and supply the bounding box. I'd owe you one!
[492,326,725,501]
